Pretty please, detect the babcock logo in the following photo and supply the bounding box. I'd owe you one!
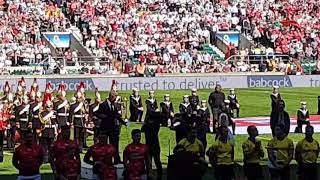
[46,78,95,91]
[247,76,292,88]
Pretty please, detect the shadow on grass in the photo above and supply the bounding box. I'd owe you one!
[0,165,304,180]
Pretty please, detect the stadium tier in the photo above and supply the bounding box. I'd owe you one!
[1,0,320,179]
[0,0,317,76]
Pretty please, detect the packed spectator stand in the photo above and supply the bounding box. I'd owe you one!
[0,0,319,76]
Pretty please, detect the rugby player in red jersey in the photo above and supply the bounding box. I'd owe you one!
[12,130,44,180]
[58,144,81,180]
[123,129,152,180]
[50,126,80,179]
[84,133,117,180]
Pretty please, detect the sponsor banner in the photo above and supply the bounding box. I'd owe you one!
[0,76,247,92]
[216,31,240,47]
[0,79,47,92]
[5,75,320,92]
[46,78,95,91]
[43,32,70,48]
[250,75,320,88]
[92,76,248,91]
[290,75,320,87]
[247,76,292,88]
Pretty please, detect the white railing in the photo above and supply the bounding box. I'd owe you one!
[226,54,290,63]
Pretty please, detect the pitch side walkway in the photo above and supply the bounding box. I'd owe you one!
[234,115,320,134]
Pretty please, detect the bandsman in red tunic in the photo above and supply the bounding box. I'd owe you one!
[89,88,101,144]
[3,82,16,150]
[12,130,44,180]
[123,129,152,180]
[69,83,88,152]
[84,133,117,180]
[54,84,70,139]
[50,126,79,179]
[29,78,39,103]
[15,95,31,142]
[0,100,12,162]
[40,93,57,162]
[1,81,11,101]
[29,91,43,144]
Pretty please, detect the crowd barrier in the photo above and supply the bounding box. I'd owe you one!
[2,74,320,91]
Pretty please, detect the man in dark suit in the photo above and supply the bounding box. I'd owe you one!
[270,100,290,136]
[208,85,225,132]
[95,90,126,164]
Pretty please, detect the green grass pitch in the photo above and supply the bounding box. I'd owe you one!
[1,87,320,179]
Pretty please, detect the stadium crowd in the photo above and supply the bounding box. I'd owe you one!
[0,78,318,180]
[1,0,320,75]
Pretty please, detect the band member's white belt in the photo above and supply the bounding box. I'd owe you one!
[20,118,28,122]
[58,113,69,116]
[44,125,55,128]
[33,115,39,118]
[74,115,85,118]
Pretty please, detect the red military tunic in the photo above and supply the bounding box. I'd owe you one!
[13,144,44,176]
[51,139,79,173]
[0,110,10,131]
[123,143,149,180]
[60,158,81,180]
[86,144,117,179]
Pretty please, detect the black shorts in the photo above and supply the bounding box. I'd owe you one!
[269,165,290,180]
[244,163,263,180]
[214,164,234,180]
[228,119,234,126]
[0,131,3,146]
[298,163,317,180]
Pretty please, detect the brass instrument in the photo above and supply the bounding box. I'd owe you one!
[64,101,70,125]
[6,103,15,115]
[13,96,21,107]
[115,95,125,116]
[38,108,51,129]
[0,96,7,103]
[84,101,90,126]
[123,97,128,121]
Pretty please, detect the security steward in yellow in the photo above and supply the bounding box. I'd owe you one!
[242,125,264,180]
[206,126,234,180]
[295,125,319,180]
[267,125,294,180]
[178,129,204,156]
